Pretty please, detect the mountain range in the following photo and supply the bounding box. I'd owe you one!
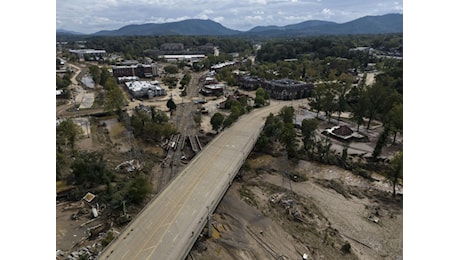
[57,13,402,37]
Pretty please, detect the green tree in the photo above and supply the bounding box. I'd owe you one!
[222,115,235,129]
[387,103,403,144]
[372,126,390,160]
[100,67,111,87]
[127,176,153,204]
[56,149,67,181]
[336,74,352,121]
[280,123,297,158]
[70,151,113,188]
[238,96,248,113]
[278,106,295,124]
[166,98,177,111]
[88,65,101,85]
[387,151,403,197]
[301,118,319,153]
[364,83,401,129]
[229,100,243,116]
[163,76,178,88]
[308,84,326,118]
[314,137,333,161]
[180,73,191,88]
[104,77,119,91]
[210,112,225,133]
[56,74,72,89]
[164,65,179,74]
[56,119,83,150]
[348,86,368,132]
[322,83,337,123]
[130,107,177,143]
[105,86,127,115]
[150,106,169,124]
[255,87,266,107]
[255,133,271,152]
[262,113,283,139]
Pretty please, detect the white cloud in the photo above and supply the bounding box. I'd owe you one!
[245,15,265,21]
[213,16,225,23]
[247,0,268,5]
[57,0,404,33]
[393,2,403,12]
[321,8,333,18]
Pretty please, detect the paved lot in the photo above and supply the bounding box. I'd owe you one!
[78,92,95,109]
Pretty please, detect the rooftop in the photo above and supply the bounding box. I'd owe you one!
[125,81,162,92]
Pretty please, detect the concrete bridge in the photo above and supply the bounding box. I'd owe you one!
[98,100,302,260]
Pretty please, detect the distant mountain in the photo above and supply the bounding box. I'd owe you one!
[243,14,402,37]
[249,20,337,33]
[93,19,240,36]
[57,13,402,37]
[56,29,85,35]
[318,13,403,35]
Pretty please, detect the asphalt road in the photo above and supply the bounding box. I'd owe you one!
[97,99,304,260]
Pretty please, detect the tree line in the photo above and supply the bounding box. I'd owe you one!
[255,106,402,197]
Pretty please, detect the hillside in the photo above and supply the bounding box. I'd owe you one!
[57,13,402,37]
[93,19,240,36]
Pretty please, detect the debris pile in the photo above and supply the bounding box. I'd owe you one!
[115,159,142,172]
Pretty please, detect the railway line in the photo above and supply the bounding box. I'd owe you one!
[245,226,286,260]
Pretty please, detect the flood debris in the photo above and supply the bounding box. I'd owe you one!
[115,159,142,172]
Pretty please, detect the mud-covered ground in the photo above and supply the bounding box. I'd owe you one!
[189,154,403,260]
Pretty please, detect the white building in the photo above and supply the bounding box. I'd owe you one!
[159,54,206,63]
[125,81,166,98]
[69,49,107,61]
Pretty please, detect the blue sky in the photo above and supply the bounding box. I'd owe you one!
[56,0,403,34]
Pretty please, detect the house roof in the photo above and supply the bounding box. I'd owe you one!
[332,125,353,136]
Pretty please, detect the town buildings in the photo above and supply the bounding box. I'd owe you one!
[112,64,159,79]
[69,49,107,61]
[238,76,313,100]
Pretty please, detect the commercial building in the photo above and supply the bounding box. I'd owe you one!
[159,54,206,63]
[237,76,263,91]
[238,76,313,100]
[69,49,107,61]
[200,83,226,96]
[112,64,159,79]
[125,81,166,99]
[263,79,313,100]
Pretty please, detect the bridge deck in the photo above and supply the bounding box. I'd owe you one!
[97,100,299,260]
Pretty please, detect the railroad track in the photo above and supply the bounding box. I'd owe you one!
[245,226,286,260]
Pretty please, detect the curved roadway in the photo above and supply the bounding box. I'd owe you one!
[98,99,303,260]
